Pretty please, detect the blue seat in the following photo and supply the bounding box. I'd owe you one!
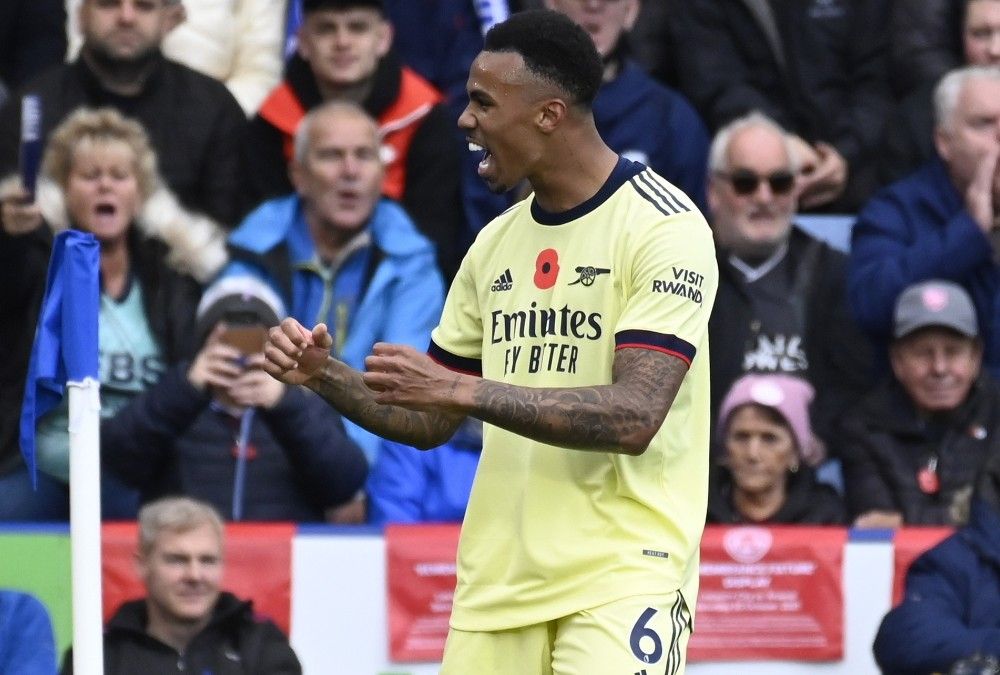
[794,214,857,253]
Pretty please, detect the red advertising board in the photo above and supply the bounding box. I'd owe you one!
[689,526,848,661]
[385,524,849,663]
[890,527,953,606]
[101,522,295,635]
[385,523,461,662]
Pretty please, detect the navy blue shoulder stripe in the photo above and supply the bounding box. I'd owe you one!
[629,177,673,217]
[428,340,482,376]
[614,330,696,366]
[636,171,690,215]
[644,171,691,214]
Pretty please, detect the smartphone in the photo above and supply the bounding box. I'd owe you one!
[218,325,268,356]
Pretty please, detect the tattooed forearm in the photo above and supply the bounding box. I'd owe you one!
[306,357,461,449]
[470,348,688,454]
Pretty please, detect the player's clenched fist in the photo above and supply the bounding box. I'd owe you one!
[363,343,465,412]
[262,318,333,386]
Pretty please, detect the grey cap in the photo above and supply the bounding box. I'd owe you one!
[893,280,978,339]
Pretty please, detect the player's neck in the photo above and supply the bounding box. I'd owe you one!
[530,136,619,213]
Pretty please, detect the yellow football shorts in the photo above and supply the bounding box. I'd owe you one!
[440,590,692,675]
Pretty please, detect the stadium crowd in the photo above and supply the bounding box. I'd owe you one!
[2,0,1000,672]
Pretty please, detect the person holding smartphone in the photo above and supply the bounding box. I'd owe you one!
[100,276,369,522]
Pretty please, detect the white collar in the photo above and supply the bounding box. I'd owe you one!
[727,241,789,284]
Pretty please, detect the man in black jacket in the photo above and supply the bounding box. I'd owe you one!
[675,0,892,212]
[706,112,871,463]
[0,0,246,228]
[62,497,301,673]
[841,279,1000,528]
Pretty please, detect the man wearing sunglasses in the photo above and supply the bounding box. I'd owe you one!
[706,112,872,463]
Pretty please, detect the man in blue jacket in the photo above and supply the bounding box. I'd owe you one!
[218,100,445,463]
[873,451,1000,673]
[544,0,709,210]
[849,65,1000,375]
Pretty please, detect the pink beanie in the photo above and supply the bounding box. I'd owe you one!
[717,374,820,465]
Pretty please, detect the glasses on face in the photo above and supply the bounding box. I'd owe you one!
[713,169,796,196]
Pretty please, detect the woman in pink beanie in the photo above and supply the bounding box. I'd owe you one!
[707,373,846,524]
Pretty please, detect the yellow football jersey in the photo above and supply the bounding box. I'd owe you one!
[430,158,718,631]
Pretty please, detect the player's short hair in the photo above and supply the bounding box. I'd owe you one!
[483,9,603,108]
[138,496,224,557]
[707,111,800,174]
[934,65,1000,130]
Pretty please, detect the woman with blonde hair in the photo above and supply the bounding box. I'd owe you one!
[0,107,227,520]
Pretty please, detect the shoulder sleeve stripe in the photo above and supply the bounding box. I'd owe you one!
[637,171,688,213]
[645,171,691,214]
[636,172,680,214]
[428,340,482,376]
[614,330,696,366]
[629,177,673,217]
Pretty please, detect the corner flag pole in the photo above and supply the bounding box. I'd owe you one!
[20,230,104,673]
[69,377,103,673]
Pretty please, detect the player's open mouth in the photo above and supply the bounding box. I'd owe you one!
[468,141,494,176]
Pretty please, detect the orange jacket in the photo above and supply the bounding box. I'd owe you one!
[258,67,443,200]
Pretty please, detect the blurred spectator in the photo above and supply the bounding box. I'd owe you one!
[246,0,464,279]
[285,0,511,112]
[841,280,1000,528]
[889,0,965,99]
[101,276,368,521]
[624,0,681,89]
[872,451,1000,674]
[674,0,892,212]
[0,108,227,520]
[68,0,287,116]
[0,0,246,228]
[0,590,57,675]
[708,374,845,525]
[880,0,1000,186]
[367,417,481,525]
[383,0,507,116]
[0,0,66,95]
[545,0,710,210]
[62,497,301,673]
[220,101,444,463]
[850,66,1000,375]
[706,112,871,458]
[382,0,514,239]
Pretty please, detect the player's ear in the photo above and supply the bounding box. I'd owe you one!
[536,98,567,134]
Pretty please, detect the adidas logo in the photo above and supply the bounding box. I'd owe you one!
[491,268,513,292]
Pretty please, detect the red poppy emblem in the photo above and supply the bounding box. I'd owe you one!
[534,248,560,289]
